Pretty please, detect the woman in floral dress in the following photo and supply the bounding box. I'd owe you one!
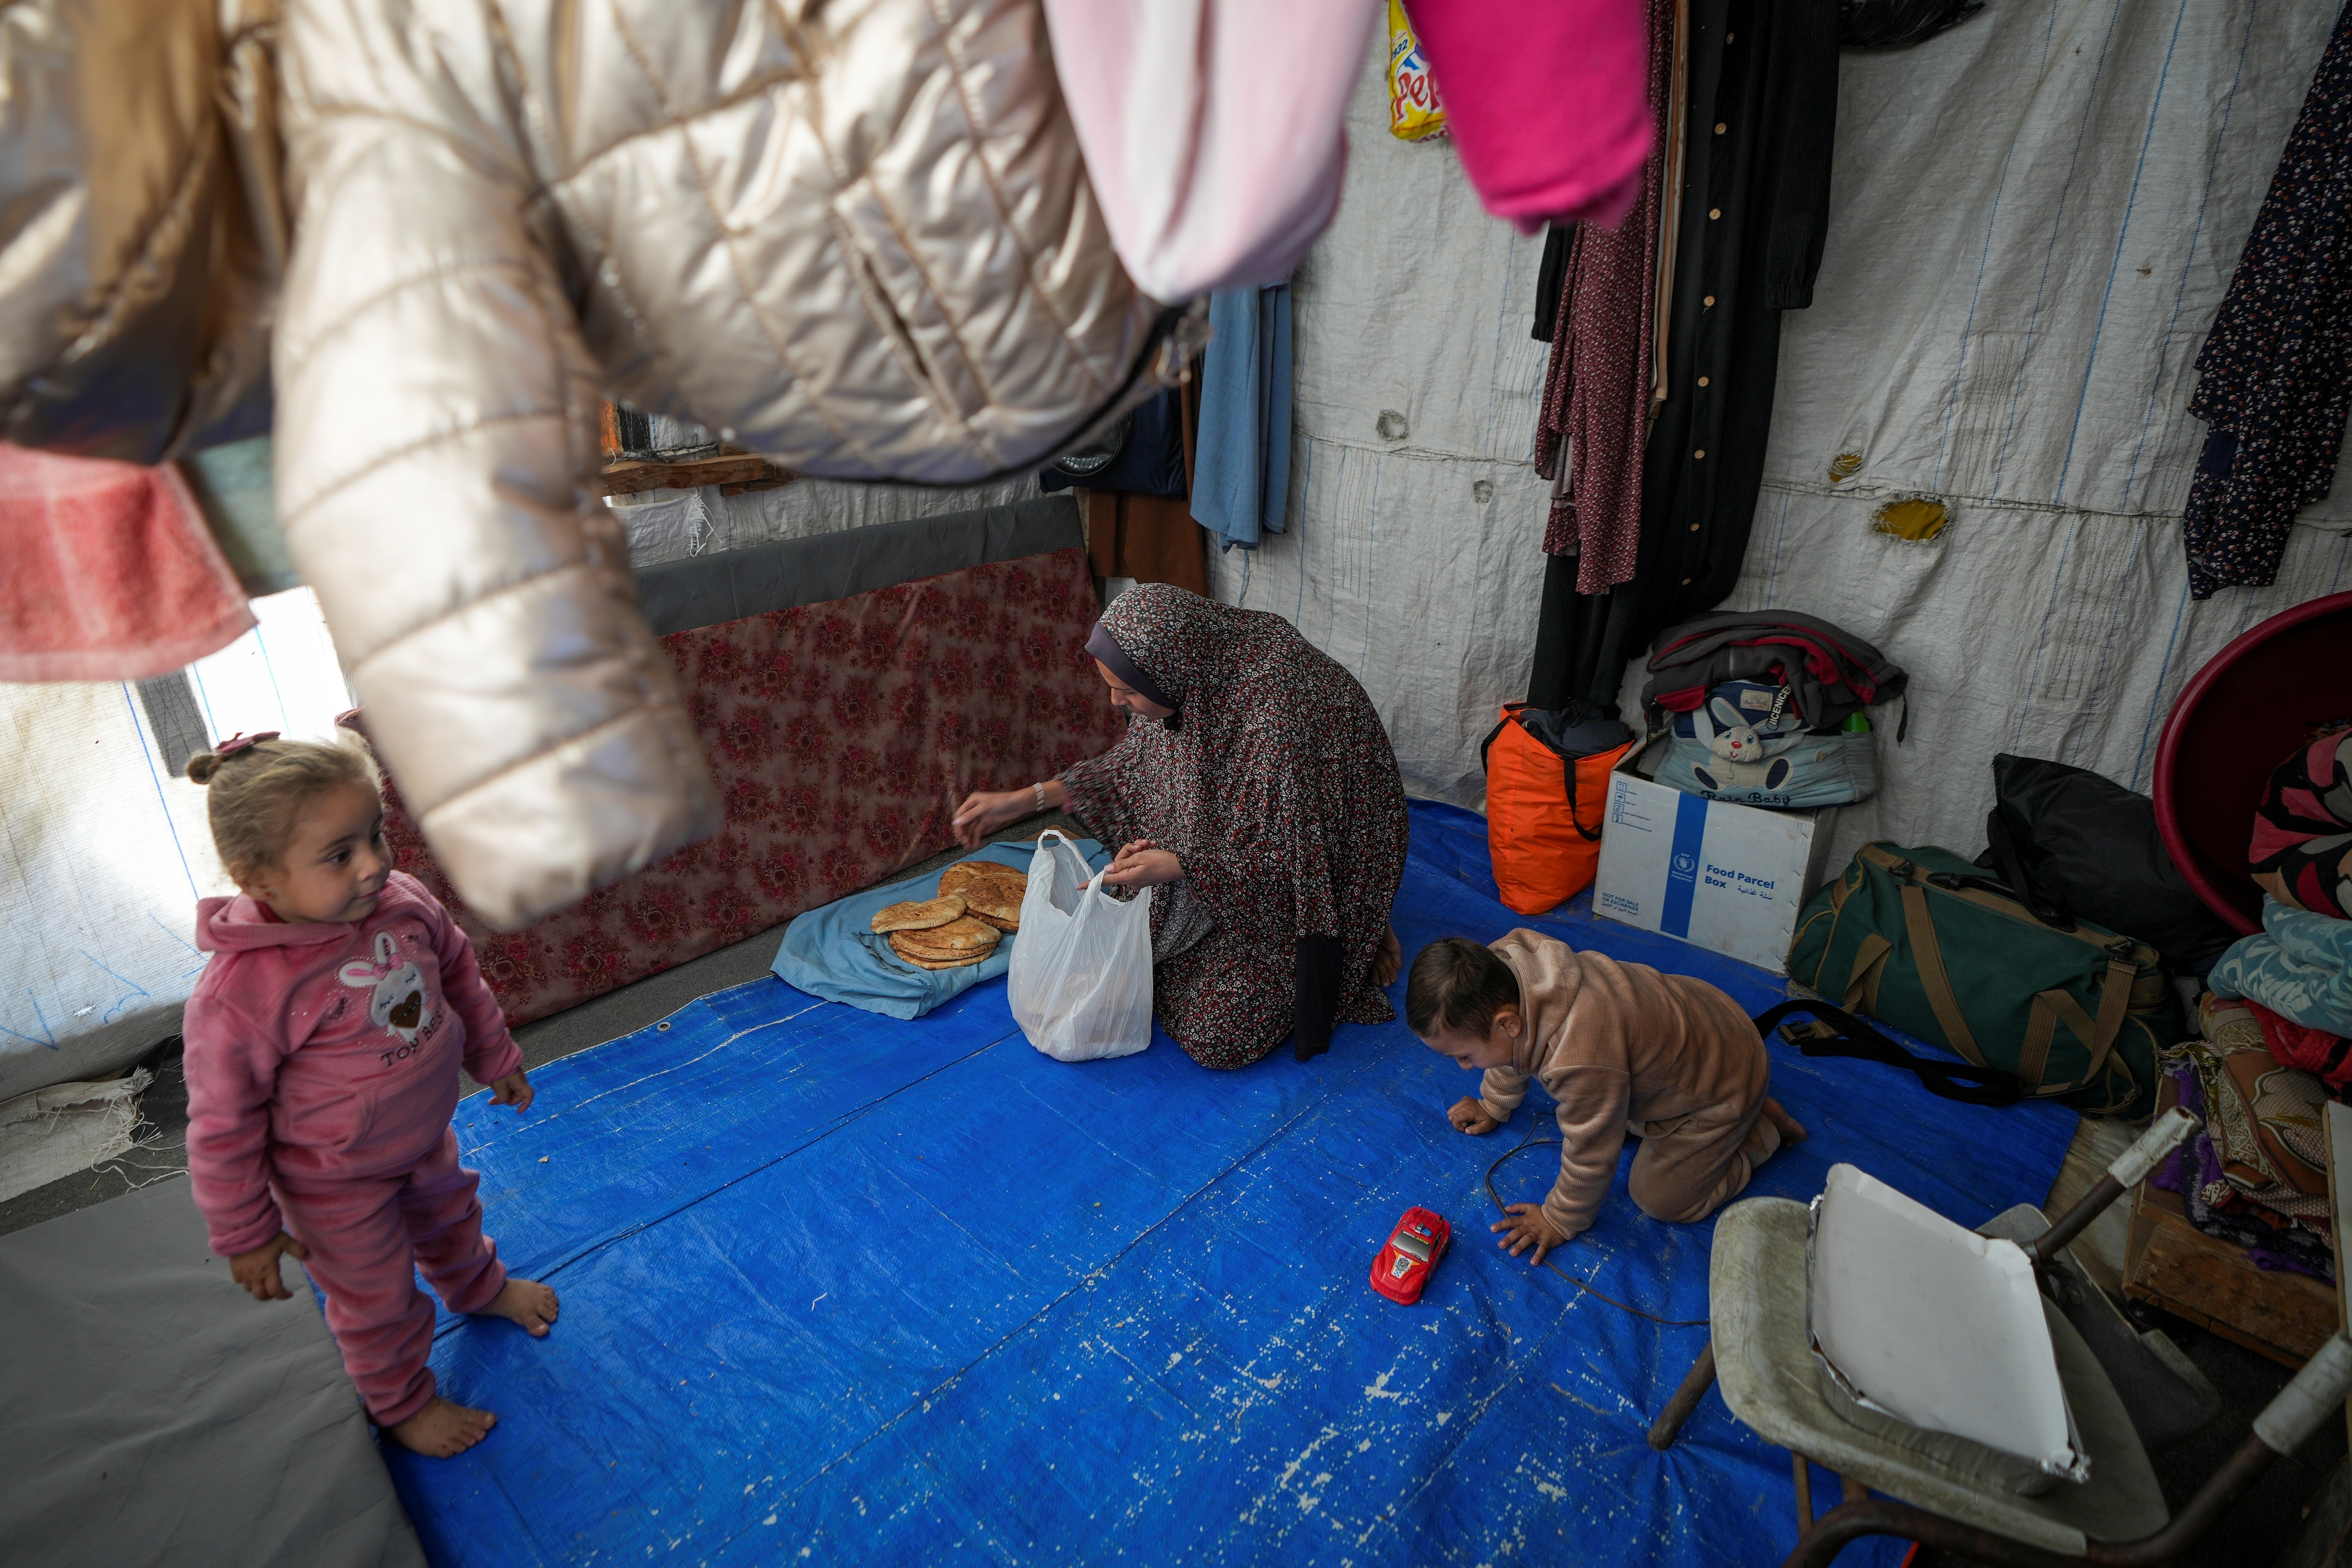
[956,585,1407,1068]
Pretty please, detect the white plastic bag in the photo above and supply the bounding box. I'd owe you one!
[1009,830,1154,1062]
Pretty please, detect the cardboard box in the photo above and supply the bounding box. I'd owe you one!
[1592,740,1840,973]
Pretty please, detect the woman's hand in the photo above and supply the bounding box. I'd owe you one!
[1447,1096,1500,1135]
[1491,1203,1566,1265]
[951,781,1064,848]
[1102,838,1183,888]
[230,1231,310,1302]
[950,790,1030,849]
[490,1069,534,1114]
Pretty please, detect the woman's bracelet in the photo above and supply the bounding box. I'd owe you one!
[1033,781,1046,812]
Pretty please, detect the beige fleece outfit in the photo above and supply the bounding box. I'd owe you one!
[1478,929,1780,1241]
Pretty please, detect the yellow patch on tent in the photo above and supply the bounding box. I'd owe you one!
[1871,497,1948,542]
[1828,452,1864,483]
[871,894,965,934]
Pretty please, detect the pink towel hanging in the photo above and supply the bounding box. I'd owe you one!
[0,442,256,682]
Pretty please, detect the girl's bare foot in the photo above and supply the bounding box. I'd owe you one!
[387,1395,496,1457]
[1373,925,1403,987]
[1762,1096,1809,1143]
[483,1277,559,1336]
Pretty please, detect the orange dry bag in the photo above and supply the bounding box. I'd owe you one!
[1483,704,1635,915]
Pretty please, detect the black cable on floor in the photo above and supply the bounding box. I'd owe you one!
[1483,1124,1710,1328]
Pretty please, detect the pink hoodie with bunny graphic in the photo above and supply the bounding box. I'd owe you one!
[183,871,522,1256]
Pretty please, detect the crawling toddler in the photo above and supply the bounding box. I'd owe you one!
[1406,930,1806,1263]
[181,731,556,1457]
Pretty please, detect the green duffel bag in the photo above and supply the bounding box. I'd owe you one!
[1786,842,2175,1119]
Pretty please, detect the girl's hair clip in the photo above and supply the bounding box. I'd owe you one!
[213,730,281,758]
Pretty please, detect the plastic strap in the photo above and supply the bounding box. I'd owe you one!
[1478,704,1525,775]
[1841,933,1894,1015]
[1751,1000,2024,1107]
[1036,828,1103,896]
[2018,953,2136,1097]
[1563,750,1603,844]
[1481,703,1606,842]
[1899,881,1988,1069]
[2098,949,2154,1072]
[2019,993,2063,1089]
[2080,951,2136,1087]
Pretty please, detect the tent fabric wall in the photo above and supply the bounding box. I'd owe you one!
[1217,0,2352,851]
[1207,44,1554,806]
[0,589,351,1100]
[1691,0,2352,870]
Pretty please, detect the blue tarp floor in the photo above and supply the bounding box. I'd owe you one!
[384,801,2076,1566]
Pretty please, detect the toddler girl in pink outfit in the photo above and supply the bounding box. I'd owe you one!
[181,731,557,1458]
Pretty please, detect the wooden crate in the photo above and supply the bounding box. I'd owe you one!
[2121,1077,2337,1367]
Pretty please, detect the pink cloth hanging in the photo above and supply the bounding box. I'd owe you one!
[0,442,254,681]
[1040,0,1376,301]
[1408,0,1654,232]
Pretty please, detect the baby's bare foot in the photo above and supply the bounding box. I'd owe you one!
[1762,1096,1809,1143]
[387,1396,496,1458]
[483,1277,559,1336]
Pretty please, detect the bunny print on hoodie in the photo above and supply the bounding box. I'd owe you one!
[343,930,434,1047]
[184,870,530,1433]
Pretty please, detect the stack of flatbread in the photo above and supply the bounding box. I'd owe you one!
[869,861,1031,971]
[871,895,997,970]
[940,860,1026,934]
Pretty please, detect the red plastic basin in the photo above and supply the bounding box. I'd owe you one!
[2153,591,2352,935]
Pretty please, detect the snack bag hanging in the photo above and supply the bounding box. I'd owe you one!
[1387,0,1448,142]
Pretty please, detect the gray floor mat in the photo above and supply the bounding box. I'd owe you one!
[0,1174,425,1568]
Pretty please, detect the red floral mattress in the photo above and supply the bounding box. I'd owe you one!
[360,546,1122,1025]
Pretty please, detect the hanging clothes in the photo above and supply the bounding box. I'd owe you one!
[1037,0,1370,299]
[1407,0,1655,231]
[1087,494,1210,596]
[1530,225,1572,343]
[2182,3,2352,599]
[1525,554,1637,711]
[1044,389,1190,499]
[1530,0,1680,595]
[1064,386,1209,594]
[0,443,256,682]
[1191,285,1295,551]
[1650,0,1691,412]
[1526,0,1838,712]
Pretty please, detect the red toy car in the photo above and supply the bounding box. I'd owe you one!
[1370,1207,1450,1304]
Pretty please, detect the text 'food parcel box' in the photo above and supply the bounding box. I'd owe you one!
[1593,740,1840,973]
